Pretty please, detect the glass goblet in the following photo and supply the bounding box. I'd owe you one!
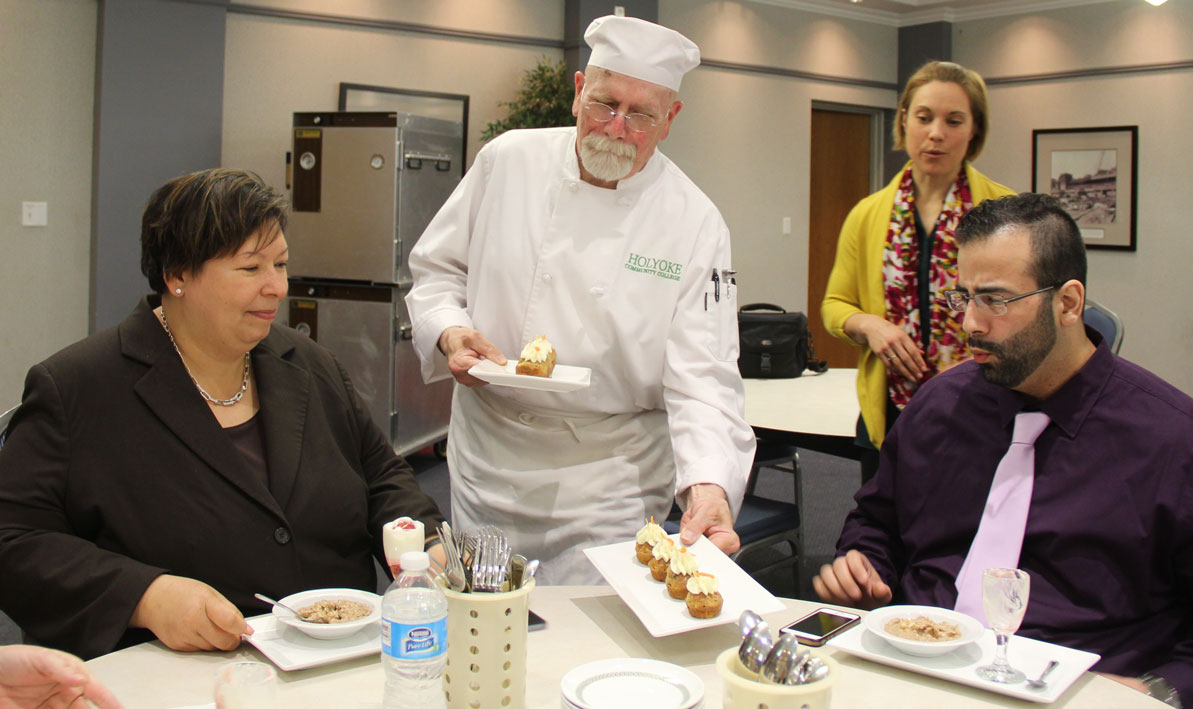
[976,567,1030,684]
[213,661,278,709]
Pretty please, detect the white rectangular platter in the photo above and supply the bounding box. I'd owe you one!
[468,359,591,392]
[584,533,785,637]
[828,623,1100,704]
[244,614,380,672]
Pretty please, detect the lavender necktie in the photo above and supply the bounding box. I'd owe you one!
[954,411,1051,622]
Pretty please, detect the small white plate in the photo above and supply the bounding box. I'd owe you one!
[583,534,785,637]
[244,613,381,672]
[828,622,1100,704]
[863,605,984,657]
[468,359,592,392]
[271,588,381,640]
[561,658,704,709]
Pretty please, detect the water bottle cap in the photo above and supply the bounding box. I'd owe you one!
[399,550,429,571]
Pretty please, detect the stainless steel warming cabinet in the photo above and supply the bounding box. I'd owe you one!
[281,111,461,455]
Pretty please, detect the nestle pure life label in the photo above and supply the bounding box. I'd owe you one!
[382,617,447,659]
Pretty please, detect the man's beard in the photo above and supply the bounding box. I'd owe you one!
[579,134,636,182]
[970,300,1058,389]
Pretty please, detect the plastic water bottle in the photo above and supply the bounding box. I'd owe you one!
[382,550,448,708]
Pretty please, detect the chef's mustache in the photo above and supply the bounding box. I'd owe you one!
[583,134,636,159]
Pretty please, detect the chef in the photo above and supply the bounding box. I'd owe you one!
[406,15,755,584]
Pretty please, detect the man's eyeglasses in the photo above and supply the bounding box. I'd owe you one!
[582,101,658,133]
[942,285,1057,316]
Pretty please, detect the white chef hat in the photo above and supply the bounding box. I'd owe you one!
[584,15,700,92]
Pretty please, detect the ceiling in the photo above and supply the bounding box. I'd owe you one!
[753,0,1121,26]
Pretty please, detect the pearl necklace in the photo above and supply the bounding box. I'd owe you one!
[158,309,250,407]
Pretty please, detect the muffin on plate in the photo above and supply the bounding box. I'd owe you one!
[648,538,676,582]
[665,546,698,599]
[686,573,723,619]
[635,517,667,565]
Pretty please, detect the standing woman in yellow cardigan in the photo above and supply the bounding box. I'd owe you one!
[822,61,1015,482]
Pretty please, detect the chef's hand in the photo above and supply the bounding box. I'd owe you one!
[438,326,507,387]
[812,550,893,610]
[844,314,928,381]
[679,484,740,555]
[0,644,124,709]
[129,575,250,652]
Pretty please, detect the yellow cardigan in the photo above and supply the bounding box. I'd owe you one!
[821,161,1015,448]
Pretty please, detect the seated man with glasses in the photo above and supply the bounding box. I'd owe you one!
[815,193,1193,706]
[403,16,754,584]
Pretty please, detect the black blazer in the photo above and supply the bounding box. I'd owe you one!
[0,297,444,658]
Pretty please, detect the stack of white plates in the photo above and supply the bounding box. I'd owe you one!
[560,658,704,709]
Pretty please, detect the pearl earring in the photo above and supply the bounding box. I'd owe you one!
[175,288,182,295]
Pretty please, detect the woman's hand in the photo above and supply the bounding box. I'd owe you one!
[0,644,124,709]
[129,575,250,653]
[844,314,928,380]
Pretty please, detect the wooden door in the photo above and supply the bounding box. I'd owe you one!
[808,109,874,369]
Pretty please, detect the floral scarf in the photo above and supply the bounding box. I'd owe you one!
[882,164,972,408]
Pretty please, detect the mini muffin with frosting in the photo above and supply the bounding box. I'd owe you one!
[685,572,723,619]
[648,537,676,582]
[665,546,698,599]
[635,517,667,564]
[515,335,556,377]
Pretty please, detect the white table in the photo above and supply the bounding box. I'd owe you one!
[87,585,1160,708]
[743,369,861,459]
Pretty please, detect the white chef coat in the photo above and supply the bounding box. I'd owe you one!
[406,127,755,584]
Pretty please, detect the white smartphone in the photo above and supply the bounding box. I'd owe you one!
[780,607,861,646]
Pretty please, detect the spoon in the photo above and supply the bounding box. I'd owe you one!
[1026,660,1059,689]
[253,593,309,621]
[761,632,802,684]
[785,647,812,685]
[521,559,540,588]
[738,623,774,675]
[801,660,830,684]
[739,609,766,640]
[509,554,527,590]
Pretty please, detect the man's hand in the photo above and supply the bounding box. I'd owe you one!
[678,484,740,555]
[129,575,250,652]
[812,550,893,609]
[438,327,507,387]
[1095,673,1149,695]
[0,644,124,709]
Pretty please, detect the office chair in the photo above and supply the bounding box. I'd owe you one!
[1084,298,1124,354]
[0,404,17,450]
[665,439,802,590]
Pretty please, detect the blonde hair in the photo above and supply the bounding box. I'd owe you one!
[893,61,989,161]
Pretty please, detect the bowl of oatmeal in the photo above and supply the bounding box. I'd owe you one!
[271,588,382,640]
[863,605,983,657]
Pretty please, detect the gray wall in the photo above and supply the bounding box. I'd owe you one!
[0,0,96,407]
[91,0,228,332]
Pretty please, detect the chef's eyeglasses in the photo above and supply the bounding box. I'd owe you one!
[582,101,659,133]
[942,285,1057,316]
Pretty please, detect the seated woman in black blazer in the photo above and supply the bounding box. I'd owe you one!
[0,168,445,659]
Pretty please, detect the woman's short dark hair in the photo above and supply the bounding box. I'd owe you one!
[140,168,289,293]
[955,193,1087,288]
[893,60,990,161]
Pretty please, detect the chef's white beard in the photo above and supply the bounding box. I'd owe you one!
[579,134,636,182]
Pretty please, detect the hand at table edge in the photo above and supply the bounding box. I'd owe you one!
[812,549,893,610]
[0,644,125,709]
[128,575,250,653]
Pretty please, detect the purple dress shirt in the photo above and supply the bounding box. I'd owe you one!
[838,330,1193,701]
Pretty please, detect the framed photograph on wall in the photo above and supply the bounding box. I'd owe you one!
[1032,126,1137,251]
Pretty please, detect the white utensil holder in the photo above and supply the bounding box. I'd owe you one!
[443,580,534,709]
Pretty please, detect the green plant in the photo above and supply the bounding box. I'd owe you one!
[481,57,575,141]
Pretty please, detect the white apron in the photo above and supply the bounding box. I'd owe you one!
[447,384,674,585]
